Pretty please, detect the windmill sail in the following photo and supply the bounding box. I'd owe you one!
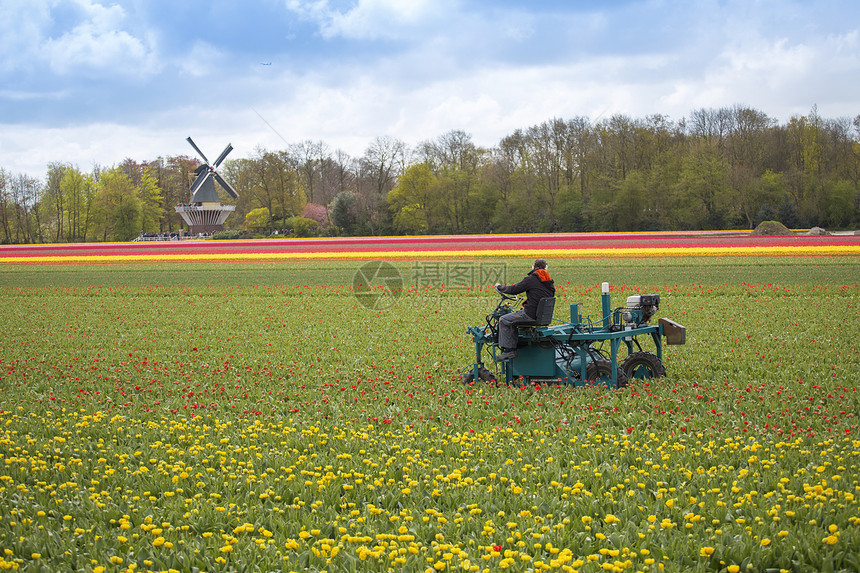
[186,137,210,165]
[185,137,238,202]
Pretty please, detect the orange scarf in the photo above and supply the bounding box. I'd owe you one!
[534,269,551,281]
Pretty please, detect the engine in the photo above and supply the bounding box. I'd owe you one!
[622,294,660,325]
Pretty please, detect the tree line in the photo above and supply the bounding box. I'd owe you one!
[1,105,858,243]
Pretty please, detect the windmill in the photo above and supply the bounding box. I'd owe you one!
[175,137,238,235]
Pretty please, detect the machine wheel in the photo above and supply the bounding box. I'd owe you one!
[621,352,666,380]
[461,367,496,385]
[585,359,629,388]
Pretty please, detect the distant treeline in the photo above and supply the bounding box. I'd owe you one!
[1,105,858,243]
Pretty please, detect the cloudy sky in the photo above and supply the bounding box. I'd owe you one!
[1,0,858,177]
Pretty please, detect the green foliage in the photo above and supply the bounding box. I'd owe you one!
[210,229,254,240]
[244,206,271,231]
[388,163,437,232]
[284,215,319,236]
[59,166,97,241]
[93,167,142,241]
[330,191,359,233]
[138,167,165,234]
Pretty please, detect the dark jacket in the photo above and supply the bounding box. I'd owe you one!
[498,269,555,318]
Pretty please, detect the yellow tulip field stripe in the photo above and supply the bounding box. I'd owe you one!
[2,245,858,264]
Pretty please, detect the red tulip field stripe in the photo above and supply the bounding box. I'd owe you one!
[1,232,858,263]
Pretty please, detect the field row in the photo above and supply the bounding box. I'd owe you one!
[1,233,858,264]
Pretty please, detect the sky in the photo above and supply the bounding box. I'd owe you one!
[1,0,858,178]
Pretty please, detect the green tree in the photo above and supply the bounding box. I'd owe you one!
[670,142,730,229]
[151,155,198,231]
[821,178,856,228]
[0,168,11,242]
[388,163,438,233]
[612,171,649,231]
[43,162,68,242]
[330,191,359,234]
[93,168,141,241]
[59,166,98,241]
[244,149,306,233]
[417,130,486,233]
[139,167,165,234]
[244,207,271,231]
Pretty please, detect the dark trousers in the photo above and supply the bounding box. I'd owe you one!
[498,309,532,349]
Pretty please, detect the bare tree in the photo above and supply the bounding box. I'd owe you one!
[319,149,356,206]
[290,140,330,204]
[0,168,11,242]
[357,136,406,234]
[10,173,41,243]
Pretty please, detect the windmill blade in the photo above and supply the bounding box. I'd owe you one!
[213,171,239,199]
[194,164,208,175]
[212,143,233,168]
[189,172,210,196]
[186,137,210,164]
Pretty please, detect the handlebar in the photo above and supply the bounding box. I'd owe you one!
[495,285,518,301]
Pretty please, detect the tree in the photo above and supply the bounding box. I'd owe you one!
[0,168,12,243]
[139,167,165,234]
[488,130,534,231]
[244,207,271,232]
[59,166,97,241]
[6,105,859,240]
[151,155,199,232]
[9,173,41,243]
[302,203,329,226]
[291,140,329,204]
[567,116,595,209]
[238,149,306,232]
[524,119,573,229]
[43,163,68,242]
[330,191,359,234]
[822,179,855,228]
[93,168,141,241]
[320,149,357,204]
[356,136,406,234]
[388,163,438,233]
[416,130,487,232]
[612,171,650,231]
[671,142,730,229]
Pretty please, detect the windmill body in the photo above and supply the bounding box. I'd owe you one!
[175,137,238,235]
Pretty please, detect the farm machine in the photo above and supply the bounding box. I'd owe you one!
[461,283,686,387]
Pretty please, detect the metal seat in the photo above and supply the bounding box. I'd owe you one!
[516,297,555,327]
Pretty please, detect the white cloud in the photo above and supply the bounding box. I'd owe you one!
[660,29,860,120]
[176,42,226,78]
[0,1,51,73]
[3,0,860,180]
[40,1,160,76]
[285,0,455,40]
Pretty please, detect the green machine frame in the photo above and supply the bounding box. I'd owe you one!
[463,285,686,387]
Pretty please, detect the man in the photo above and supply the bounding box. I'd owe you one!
[494,259,555,360]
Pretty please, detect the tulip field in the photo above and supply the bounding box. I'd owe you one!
[0,234,858,573]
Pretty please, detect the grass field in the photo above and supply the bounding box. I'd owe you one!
[0,256,858,572]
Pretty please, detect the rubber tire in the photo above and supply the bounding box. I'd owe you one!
[585,358,629,389]
[621,351,666,380]
[461,367,496,385]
